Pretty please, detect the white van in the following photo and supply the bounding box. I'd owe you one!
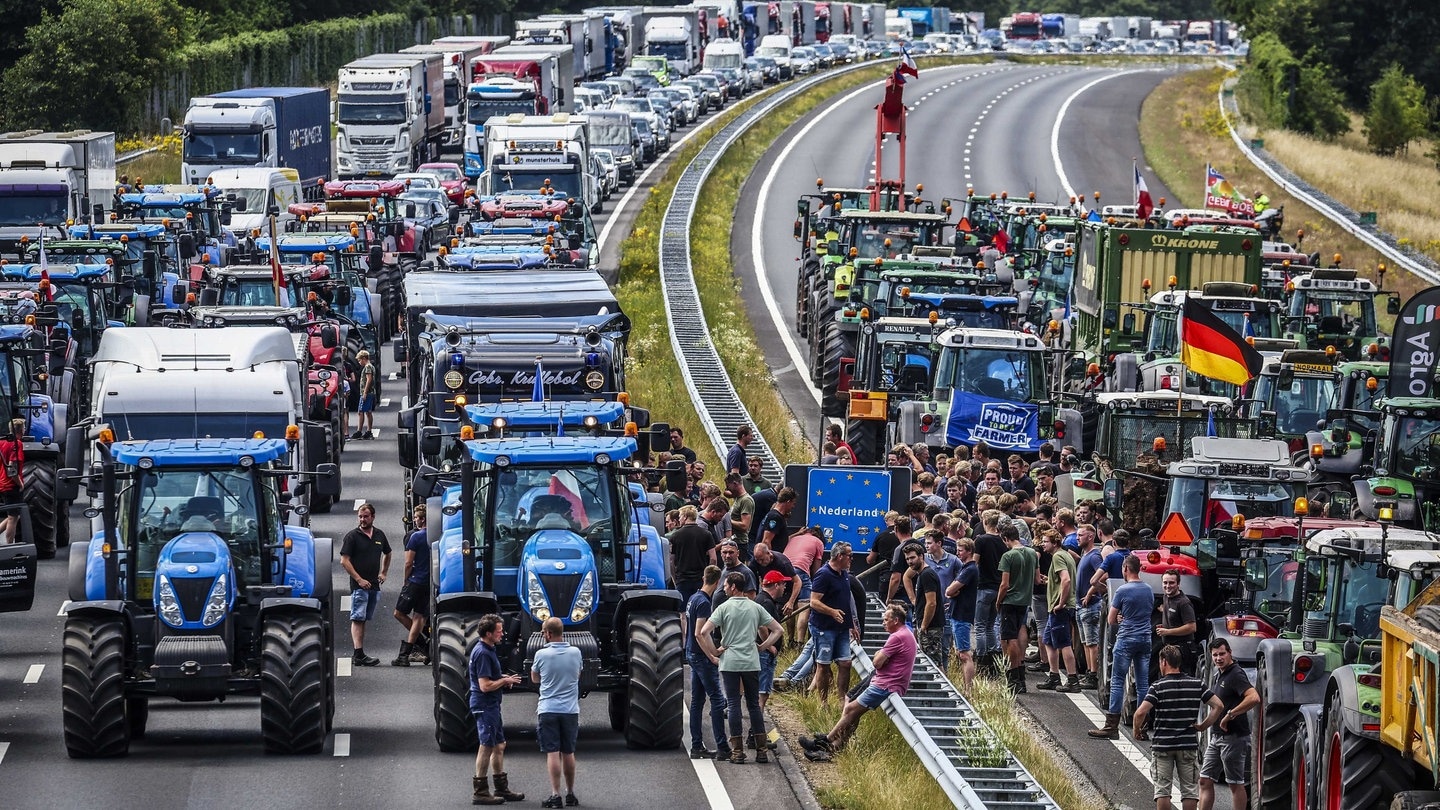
[203,167,303,236]
[755,34,794,79]
[701,37,746,71]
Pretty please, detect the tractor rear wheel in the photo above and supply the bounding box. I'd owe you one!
[434,611,483,751]
[624,610,683,750]
[61,616,130,758]
[259,612,327,754]
[845,419,885,466]
[24,455,60,558]
[1320,689,1409,810]
[1255,656,1301,810]
[819,323,853,418]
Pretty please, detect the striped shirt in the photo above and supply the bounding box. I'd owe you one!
[1141,673,1211,751]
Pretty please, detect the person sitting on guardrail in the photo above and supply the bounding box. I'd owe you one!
[798,602,916,762]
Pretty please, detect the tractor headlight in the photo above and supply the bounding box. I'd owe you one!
[156,575,183,627]
[527,570,551,620]
[201,573,228,627]
[585,370,604,391]
[570,572,595,623]
[444,369,464,390]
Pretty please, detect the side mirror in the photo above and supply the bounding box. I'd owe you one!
[172,282,189,303]
[1103,306,1118,329]
[412,464,440,500]
[314,463,341,497]
[368,246,383,274]
[1195,536,1217,570]
[232,198,248,213]
[405,203,417,219]
[793,218,804,241]
[1102,477,1123,512]
[335,285,353,307]
[392,336,408,363]
[1121,312,1136,334]
[419,425,442,456]
[178,233,197,260]
[1388,295,1401,316]
[1243,557,1269,592]
[664,459,687,495]
[319,324,338,349]
[220,204,232,226]
[56,467,81,502]
[449,206,461,225]
[198,288,218,307]
[1278,367,1295,389]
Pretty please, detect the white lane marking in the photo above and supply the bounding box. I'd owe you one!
[57,600,71,616]
[380,398,391,408]
[361,461,373,473]
[1051,69,1154,200]
[682,699,735,810]
[337,657,353,677]
[0,742,9,765]
[1064,692,1153,780]
[370,429,381,439]
[387,372,397,381]
[334,732,351,756]
[353,498,365,511]
[341,595,353,612]
[22,664,43,684]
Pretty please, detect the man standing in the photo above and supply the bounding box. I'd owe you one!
[469,614,525,805]
[884,517,917,606]
[725,474,756,555]
[668,427,697,464]
[743,456,771,495]
[696,497,732,548]
[532,616,583,809]
[758,487,797,554]
[391,503,431,666]
[972,510,1006,675]
[904,543,945,671]
[712,540,757,607]
[1157,570,1199,675]
[799,604,916,762]
[726,425,752,476]
[1198,638,1260,810]
[351,349,377,440]
[1091,554,1153,739]
[0,417,24,545]
[1075,524,1104,690]
[995,523,1037,694]
[340,503,391,667]
[669,505,716,602]
[808,541,860,705]
[1134,645,1224,810]
[1036,531,1081,692]
[697,572,785,764]
[826,424,854,464]
[945,538,979,690]
[687,566,729,760]
[756,571,788,709]
[749,544,801,619]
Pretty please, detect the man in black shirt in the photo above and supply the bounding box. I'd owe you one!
[1157,570,1199,674]
[865,515,900,592]
[758,487,797,554]
[749,487,779,545]
[668,427,697,464]
[971,510,1006,673]
[670,505,716,603]
[1198,639,1259,810]
[339,503,392,667]
[904,543,944,667]
[1133,645,1224,810]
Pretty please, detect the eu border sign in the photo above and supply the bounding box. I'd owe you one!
[804,467,891,553]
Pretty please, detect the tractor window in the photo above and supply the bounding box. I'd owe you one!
[0,353,21,427]
[486,464,621,579]
[131,467,264,593]
[934,346,1040,402]
[1164,476,1205,536]
[1251,553,1299,623]
[1289,291,1377,338]
[1250,373,1336,437]
[1203,480,1297,529]
[1330,559,1390,638]
[220,278,279,307]
[1395,416,1440,476]
[1144,309,1179,356]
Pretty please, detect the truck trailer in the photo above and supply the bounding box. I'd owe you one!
[180,88,330,198]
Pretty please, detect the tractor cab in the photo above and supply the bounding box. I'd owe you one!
[1356,397,1440,530]
[1135,284,1280,395]
[1244,348,1340,451]
[1282,268,1396,359]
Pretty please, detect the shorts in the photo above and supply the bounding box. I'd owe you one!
[856,684,893,709]
[949,619,973,653]
[349,587,380,622]
[395,581,429,617]
[475,705,505,747]
[1043,607,1074,649]
[796,571,812,603]
[537,712,580,754]
[1077,602,1102,646]
[358,393,376,413]
[918,627,945,663]
[758,650,776,694]
[1200,734,1249,785]
[999,603,1029,641]
[1153,749,1200,800]
[810,626,853,665]
[0,488,20,507]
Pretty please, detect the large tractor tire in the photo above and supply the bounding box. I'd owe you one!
[1320,690,1410,810]
[819,323,853,418]
[845,419,885,466]
[623,610,683,750]
[1254,657,1300,810]
[259,613,328,754]
[61,616,130,758]
[1293,712,1318,810]
[434,611,484,751]
[24,455,61,558]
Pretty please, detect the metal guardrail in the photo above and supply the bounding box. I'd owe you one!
[1216,76,1440,286]
[659,57,1054,809]
[117,145,164,165]
[853,595,1057,810]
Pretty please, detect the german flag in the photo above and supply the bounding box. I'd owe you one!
[1180,295,1263,386]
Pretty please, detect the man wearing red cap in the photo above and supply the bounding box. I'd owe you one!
[756,570,789,710]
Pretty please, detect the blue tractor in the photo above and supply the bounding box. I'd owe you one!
[57,438,340,757]
[0,295,73,556]
[420,435,682,751]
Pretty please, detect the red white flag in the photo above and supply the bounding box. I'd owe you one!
[898,47,919,79]
[1134,160,1154,220]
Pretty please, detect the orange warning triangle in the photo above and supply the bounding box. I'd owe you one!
[1157,512,1195,546]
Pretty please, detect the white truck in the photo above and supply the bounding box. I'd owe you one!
[535,13,611,80]
[644,7,701,75]
[0,130,115,254]
[755,33,794,78]
[478,113,599,215]
[179,88,331,199]
[485,44,576,111]
[335,53,446,179]
[884,10,913,41]
[701,37,746,70]
[85,327,343,510]
[203,167,303,236]
[401,39,501,151]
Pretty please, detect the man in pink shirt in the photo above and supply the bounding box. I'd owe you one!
[798,603,916,762]
[784,525,827,647]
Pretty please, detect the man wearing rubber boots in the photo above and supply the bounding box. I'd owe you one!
[469,614,526,805]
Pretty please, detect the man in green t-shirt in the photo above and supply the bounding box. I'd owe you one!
[994,523,1037,694]
[698,572,784,764]
[725,474,755,554]
[1037,531,1082,693]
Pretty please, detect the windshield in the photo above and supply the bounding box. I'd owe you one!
[845,220,939,258]
[493,171,582,200]
[481,464,624,574]
[108,413,291,442]
[0,352,23,427]
[467,98,537,124]
[183,132,261,165]
[1289,290,1378,337]
[589,119,633,146]
[0,193,67,226]
[1251,373,1336,436]
[1101,412,1251,470]
[755,46,789,58]
[1325,558,1394,638]
[1394,415,1440,477]
[1146,305,1276,355]
[934,346,1040,401]
[338,98,406,125]
[129,467,267,593]
[425,166,462,182]
[1167,476,1298,534]
[229,187,269,215]
[220,278,280,307]
[444,79,462,107]
[648,42,687,60]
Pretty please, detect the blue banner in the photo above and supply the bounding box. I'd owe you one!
[805,468,891,553]
[946,390,1042,451]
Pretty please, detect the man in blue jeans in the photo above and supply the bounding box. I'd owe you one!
[971,511,1006,674]
[1091,554,1154,739]
[686,566,728,760]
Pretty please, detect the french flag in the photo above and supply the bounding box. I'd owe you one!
[1134,160,1154,220]
[894,47,919,84]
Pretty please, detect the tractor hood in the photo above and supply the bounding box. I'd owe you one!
[153,532,235,630]
[520,527,598,627]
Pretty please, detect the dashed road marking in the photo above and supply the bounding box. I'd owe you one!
[0,742,9,765]
[380,398,391,408]
[341,595,353,612]
[57,600,70,616]
[387,372,397,381]
[1064,692,1153,780]
[337,657,353,677]
[361,461,373,473]
[370,429,381,440]
[22,664,43,684]
[353,498,365,511]
[682,706,734,809]
[334,733,351,756]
